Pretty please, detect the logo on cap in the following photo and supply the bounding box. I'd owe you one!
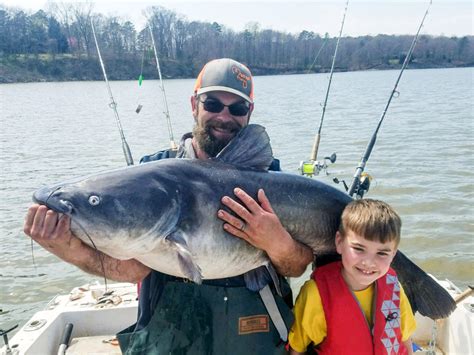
[232,65,251,89]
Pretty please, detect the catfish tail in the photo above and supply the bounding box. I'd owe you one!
[391,251,456,320]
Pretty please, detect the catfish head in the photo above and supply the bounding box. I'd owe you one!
[33,166,180,260]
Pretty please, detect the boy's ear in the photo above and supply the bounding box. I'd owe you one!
[335,231,343,254]
[389,247,398,260]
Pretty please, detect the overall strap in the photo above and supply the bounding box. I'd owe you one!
[259,285,288,342]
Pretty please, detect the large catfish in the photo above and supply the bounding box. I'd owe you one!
[33,125,455,319]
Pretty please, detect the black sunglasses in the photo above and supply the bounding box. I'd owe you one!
[199,96,250,116]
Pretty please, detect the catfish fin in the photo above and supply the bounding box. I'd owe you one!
[243,264,281,296]
[215,124,273,170]
[167,231,203,284]
[391,251,456,319]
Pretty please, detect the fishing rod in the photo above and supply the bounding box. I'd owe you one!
[90,19,134,166]
[300,0,349,177]
[148,24,178,151]
[346,0,433,198]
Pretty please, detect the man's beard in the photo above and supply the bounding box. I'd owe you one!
[193,118,243,157]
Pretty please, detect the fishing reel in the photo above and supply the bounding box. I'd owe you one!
[357,172,372,198]
[333,172,373,199]
[299,153,337,177]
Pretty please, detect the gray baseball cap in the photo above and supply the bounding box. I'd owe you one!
[193,58,254,103]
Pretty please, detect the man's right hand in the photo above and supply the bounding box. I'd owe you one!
[24,204,85,263]
[24,204,151,283]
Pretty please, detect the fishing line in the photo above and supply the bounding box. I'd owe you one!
[306,33,329,74]
[90,18,134,166]
[347,0,433,198]
[30,240,37,272]
[148,23,178,151]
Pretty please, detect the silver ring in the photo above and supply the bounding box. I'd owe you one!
[239,222,246,232]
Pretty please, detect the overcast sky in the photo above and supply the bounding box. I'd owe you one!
[1,0,472,37]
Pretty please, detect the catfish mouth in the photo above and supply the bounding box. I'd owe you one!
[33,186,73,214]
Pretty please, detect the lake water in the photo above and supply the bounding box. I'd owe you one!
[0,67,473,332]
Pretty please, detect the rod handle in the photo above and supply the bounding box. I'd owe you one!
[57,323,74,355]
[454,286,474,304]
[122,141,134,166]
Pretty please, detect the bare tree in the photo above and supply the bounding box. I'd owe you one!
[70,1,94,57]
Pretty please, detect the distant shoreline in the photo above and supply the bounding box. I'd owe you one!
[1,56,471,84]
[2,5,472,84]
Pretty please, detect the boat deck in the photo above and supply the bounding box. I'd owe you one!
[2,278,472,354]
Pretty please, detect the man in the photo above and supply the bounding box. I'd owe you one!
[24,58,313,354]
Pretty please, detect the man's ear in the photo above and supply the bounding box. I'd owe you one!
[335,231,343,254]
[191,95,198,120]
[246,103,254,123]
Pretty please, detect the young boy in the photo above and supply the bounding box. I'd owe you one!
[289,199,416,355]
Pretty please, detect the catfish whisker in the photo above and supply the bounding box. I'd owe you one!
[74,220,108,292]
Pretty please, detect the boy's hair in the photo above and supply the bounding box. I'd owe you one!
[339,199,402,246]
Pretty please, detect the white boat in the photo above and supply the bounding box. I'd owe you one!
[1,276,472,354]
[0,283,138,355]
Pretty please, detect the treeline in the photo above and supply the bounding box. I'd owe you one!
[0,3,473,83]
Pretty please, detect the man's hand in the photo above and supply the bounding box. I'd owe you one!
[24,204,150,283]
[24,204,84,262]
[217,188,313,277]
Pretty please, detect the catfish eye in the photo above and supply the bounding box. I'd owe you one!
[88,195,100,206]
